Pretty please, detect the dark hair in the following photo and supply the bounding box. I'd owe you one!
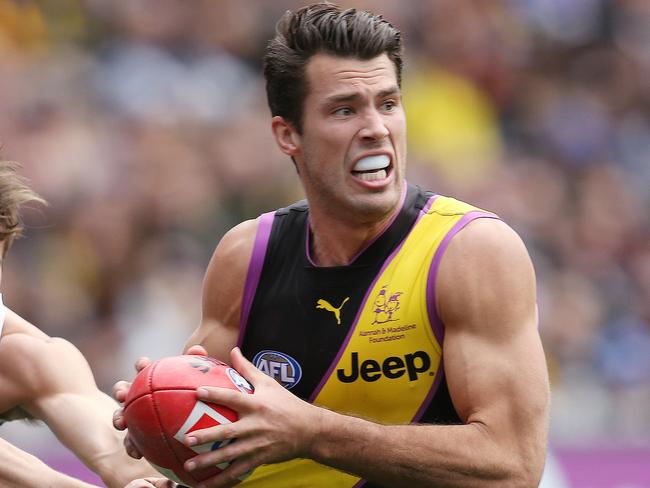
[0,160,46,255]
[264,2,403,133]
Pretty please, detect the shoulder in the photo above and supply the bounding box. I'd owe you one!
[189,218,263,357]
[441,217,531,272]
[201,218,261,322]
[436,217,537,334]
[204,218,260,287]
[0,317,88,398]
[0,311,64,381]
[0,327,44,386]
[1,309,49,340]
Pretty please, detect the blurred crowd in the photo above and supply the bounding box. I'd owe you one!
[0,0,648,447]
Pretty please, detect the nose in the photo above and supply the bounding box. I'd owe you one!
[359,108,389,142]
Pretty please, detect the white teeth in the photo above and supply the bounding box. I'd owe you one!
[356,169,387,181]
[353,154,390,172]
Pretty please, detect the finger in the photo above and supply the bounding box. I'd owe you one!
[186,435,263,473]
[113,380,132,402]
[124,480,153,488]
[196,386,252,413]
[113,407,126,430]
[186,344,209,356]
[196,474,241,488]
[125,479,177,488]
[135,356,152,372]
[216,454,261,486]
[193,461,243,488]
[124,433,144,459]
[184,427,249,469]
[194,454,259,488]
[229,347,263,386]
[162,481,185,488]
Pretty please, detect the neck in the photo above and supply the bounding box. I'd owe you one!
[308,203,401,267]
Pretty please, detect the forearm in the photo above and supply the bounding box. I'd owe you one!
[34,390,157,487]
[15,337,157,487]
[183,347,547,487]
[309,408,542,488]
[0,438,99,488]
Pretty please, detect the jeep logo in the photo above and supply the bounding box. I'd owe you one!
[336,351,431,383]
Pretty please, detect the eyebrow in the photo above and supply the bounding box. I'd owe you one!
[324,86,400,105]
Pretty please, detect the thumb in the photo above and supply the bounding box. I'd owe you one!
[185,344,208,356]
[229,347,262,385]
[135,356,152,372]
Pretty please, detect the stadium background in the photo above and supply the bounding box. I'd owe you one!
[0,0,648,486]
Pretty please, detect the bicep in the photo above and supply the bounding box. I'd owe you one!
[15,336,112,424]
[437,218,549,461]
[0,332,97,414]
[443,310,548,432]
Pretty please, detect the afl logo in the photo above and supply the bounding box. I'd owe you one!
[253,350,302,390]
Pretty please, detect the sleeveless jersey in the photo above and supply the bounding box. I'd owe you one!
[237,183,498,487]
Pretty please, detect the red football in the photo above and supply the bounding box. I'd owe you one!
[123,355,254,486]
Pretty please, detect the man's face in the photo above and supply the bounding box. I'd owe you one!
[292,53,407,223]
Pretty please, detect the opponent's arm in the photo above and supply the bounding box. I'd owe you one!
[0,312,157,488]
[0,436,100,488]
[184,218,549,488]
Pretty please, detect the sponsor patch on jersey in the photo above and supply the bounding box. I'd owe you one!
[371,285,404,325]
[336,350,432,383]
[253,350,302,390]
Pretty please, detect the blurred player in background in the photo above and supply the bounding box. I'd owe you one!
[0,160,157,487]
[118,3,549,487]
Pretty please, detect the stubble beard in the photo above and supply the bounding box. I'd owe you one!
[306,174,402,227]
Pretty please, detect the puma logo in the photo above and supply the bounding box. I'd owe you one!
[316,297,350,325]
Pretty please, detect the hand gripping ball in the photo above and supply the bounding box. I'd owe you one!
[123,355,254,486]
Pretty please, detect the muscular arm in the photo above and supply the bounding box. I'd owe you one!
[186,218,549,487]
[0,311,157,488]
[307,219,549,487]
[110,218,259,486]
[184,218,259,361]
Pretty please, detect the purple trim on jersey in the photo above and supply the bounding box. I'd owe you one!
[304,219,315,266]
[425,211,500,347]
[309,193,439,402]
[421,191,437,214]
[237,211,276,348]
[352,479,367,487]
[304,180,409,267]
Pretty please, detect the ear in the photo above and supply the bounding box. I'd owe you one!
[271,116,301,157]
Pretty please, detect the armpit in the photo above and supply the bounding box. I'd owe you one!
[0,406,35,424]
